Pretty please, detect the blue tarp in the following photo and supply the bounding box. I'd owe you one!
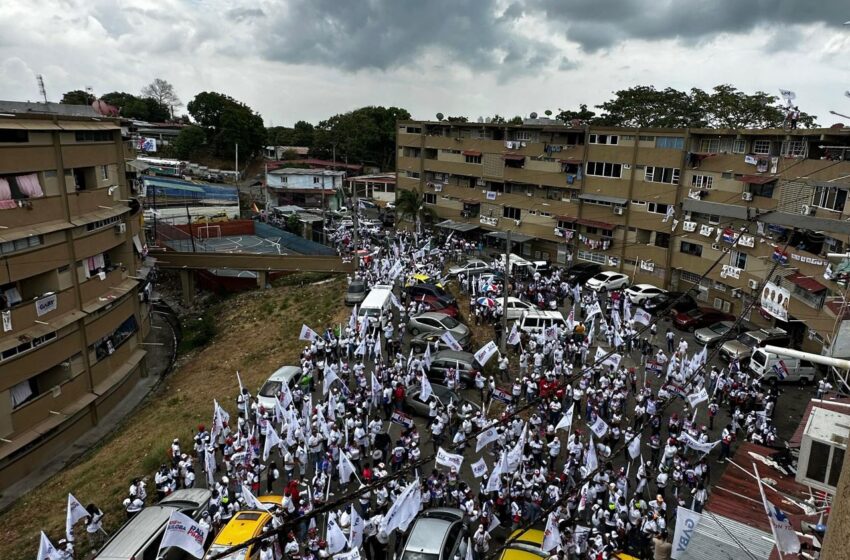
[254,222,336,256]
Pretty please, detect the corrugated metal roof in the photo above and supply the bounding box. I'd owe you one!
[681,512,775,560]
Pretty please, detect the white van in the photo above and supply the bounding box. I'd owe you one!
[750,348,817,384]
[517,309,567,335]
[358,284,394,326]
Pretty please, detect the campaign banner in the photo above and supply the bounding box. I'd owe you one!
[36,293,58,317]
[663,383,688,399]
[160,511,208,559]
[491,387,513,404]
[645,361,664,375]
[680,432,720,455]
[686,387,709,408]
[474,340,499,366]
[390,410,414,429]
[760,282,789,322]
[436,447,465,470]
[475,426,500,452]
[633,308,651,326]
[672,506,702,560]
[471,458,488,478]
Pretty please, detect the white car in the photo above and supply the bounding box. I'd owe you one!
[256,365,302,411]
[498,297,535,320]
[448,259,489,277]
[585,271,629,292]
[624,283,667,304]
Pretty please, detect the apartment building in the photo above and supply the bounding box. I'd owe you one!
[265,167,346,210]
[0,102,150,490]
[396,119,850,356]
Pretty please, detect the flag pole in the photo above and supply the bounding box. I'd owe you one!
[753,462,782,557]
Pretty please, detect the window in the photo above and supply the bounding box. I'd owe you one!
[74,130,112,142]
[638,135,655,142]
[733,139,746,154]
[654,232,670,248]
[280,176,288,183]
[781,140,807,157]
[680,241,703,256]
[100,165,109,180]
[813,186,848,212]
[691,175,714,189]
[503,206,521,220]
[721,172,733,179]
[655,136,684,149]
[424,193,436,204]
[645,166,680,184]
[586,161,623,178]
[92,315,138,361]
[748,181,775,198]
[681,271,702,284]
[630,200,647,206]
[0,129,28,143]
[620,135,635,141]
[85,215,122,232]
[752,140,772,155]
[514,131,534,141]
[647,202,670,215]
[730,250,747,269]
[0,235,42,256]
[588,134,618,145]
[313,177,321,184]
[577,250,606,264]
[0,331,57,363]
[464,155,481,164]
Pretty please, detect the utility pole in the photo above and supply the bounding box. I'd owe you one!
[321,174,327,245]
[351,176,360,276]
[500,230,511,353]
[185,204,196,252]
[234,143,239,185]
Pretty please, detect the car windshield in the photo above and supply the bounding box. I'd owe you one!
[590,273,607,281]
[440,316,460,328]
[401,553,439,560]
[751,351,766,367]
[737,333,760,347]
[208,546,248,560]
[361,308,380,318]
[259,380,282,397]
[687,309,701,317]
[348,284,366,293]
[710,323,730,334]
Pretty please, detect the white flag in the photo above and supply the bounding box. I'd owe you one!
[542,512,561,552]
[507,323,521,346]
[335,548,362,560]
[471,458,488,478]
[355,337,367,356]
[474,340,499,366]
[419,374,433,403]
[484,461,503,493]
[686,387,709,408]
[299,324,319,341]
[327,515,349,554]
[66,493,87,541]
[761,492,801,554]
[380,479,422,535]
[37,532,62,560]
[506,422,527,472]
[160,511,208,559]
[204,447,217,486]
[585,301,602,320]
[423,343,432,370]
[566,308,575,331]
[349,306,358,331]
[476,426,500,452]
[585,436,598,473]
[440,331,463,352]
[436,447,465,471]
[240,484,270,511]
[323,366,340,394]
[371,372,383,397]
[589,415,609,438]
[349,504,365,549]
[628,433,642,461]
[633,308,651,326]
[556,405,574,433]
[339,451,357,484]
[263,424,281,461]
[694,345,708,367]
[671,506,702,560]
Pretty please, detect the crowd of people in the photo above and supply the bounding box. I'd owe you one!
[52,228,807,560]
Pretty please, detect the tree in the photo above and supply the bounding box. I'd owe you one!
[446,116,468,123]
[313,106,410,170]
[60,90,95,105]
[594,86,696,128]
[508,116,523,125]
[490,115,507,124]
[169,125,206,159]
[395,188,435,234]
[187,91,266,158]
[142,78,182,118]
[555,104,597,124]
[100,92,170,121]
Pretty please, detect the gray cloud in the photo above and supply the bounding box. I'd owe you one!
[226,7,265,22]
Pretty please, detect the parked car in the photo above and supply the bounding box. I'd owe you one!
[517,310,568,335]
[643,291,698,315]
[407,283,455,304]
[427,350,480,389]
[585,271,630,292]
[410,330,472,353]
[624,283,666,305]
[694,320,749,347]
[750,348,817,385]
[94,489,212,560]
[398,508,468,560]
[407,312,470,345]
[499,296,535,321]
[498,528,548,560]
[720,327,790,364]
[344,279,367,306]
[447,259,490,277]
[405,384,481,417]
[203,509,275,560]
[413,294,459,317]
[564,262,603,284]
[674,307,735,332]
[256,365,302,411]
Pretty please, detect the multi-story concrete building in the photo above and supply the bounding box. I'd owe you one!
[0,102,150,490]
[265,167,346,210]
[396,118,850,357]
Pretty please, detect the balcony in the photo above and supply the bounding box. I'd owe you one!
[78,267,129,305]
[10,371,92,434]
[0,196,66,229]
[0,287,76,341]
[67,188,118,217]
[425,159,482,177]
[503,166,566,188]
[0,242,71,285]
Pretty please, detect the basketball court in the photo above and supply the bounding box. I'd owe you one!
[164,224,287,256]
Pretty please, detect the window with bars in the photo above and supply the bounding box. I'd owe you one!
[681,270,702,284]
[781,140,807,157]
[752,140,772,155]
[645,166,680,184]
[464,155,481,164]
[588,134,618,145]
[577,250,606,264]
[691,175,714,189]
[503,206,521,220]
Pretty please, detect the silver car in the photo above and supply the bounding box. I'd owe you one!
[345,280,367,306]
[399,508,468,560]
[407,312,470,345]
[447,259,490,277]
[405,384,481,417]
[694,320,744,347]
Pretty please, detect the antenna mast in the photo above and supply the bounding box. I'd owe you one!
[36,75,48,103]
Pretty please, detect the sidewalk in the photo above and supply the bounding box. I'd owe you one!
[0,309,177,512]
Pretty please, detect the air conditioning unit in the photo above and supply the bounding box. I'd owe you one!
[613,207,624,215]
[623,164,631,169]
[748,279,759,290]
[515,219,521,226]
[114,223,127,234]
[741,192,753,201]
[711,243,721,251]
[731,288,742,298]
[801,205,813,216]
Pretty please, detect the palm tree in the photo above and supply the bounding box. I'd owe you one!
[395,188,435,234]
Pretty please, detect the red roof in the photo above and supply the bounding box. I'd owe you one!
[739,174,778,185]
[576,218,614,229]
[462,150,481,157]
[556,215,577,223]
[787,272,827,293]
[267,159,363,171]
[502,154,525,161]
[826,300,850,318]
[788,397,850,448]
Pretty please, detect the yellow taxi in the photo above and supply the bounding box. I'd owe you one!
[405,272,445,289]
[203,510,274,560]
[499,528,547,560]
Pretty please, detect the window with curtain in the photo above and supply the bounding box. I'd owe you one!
[0,173,44,209]
[10,378,35,409]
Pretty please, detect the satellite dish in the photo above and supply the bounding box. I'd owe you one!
[530,112,538,119]
[477,116,484,123]
[545,110,552,117]
[436,113,444,121]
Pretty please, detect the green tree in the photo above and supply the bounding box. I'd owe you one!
[141,78,181,117]
[555,103,597,124]
[490,115,507,124]
[100,92,170,121]
[395,188,435,234]
[692,84,817,129]
[313,106,410,170]
[446,116,468,123]
[508,115,523,125]
[60,90,95,105]
[169,125,206,159]
[187,92,266,158]
[594,86,696,128]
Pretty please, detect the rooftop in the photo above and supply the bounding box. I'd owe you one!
[0,100,101,118]
[268,168,346,176]
[789,398,850,449]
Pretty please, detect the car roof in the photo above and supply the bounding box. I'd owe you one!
[213,511,272,546]
[159,488,211,507]
[405,514,458,554]
[432,350,474,360]
[266,365,302,383]
[417,312,452,321]
[521,310,564,318]
[628,283,658,290]
[95,506,176,559]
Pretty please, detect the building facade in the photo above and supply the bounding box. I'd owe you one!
[347,173,396,206]
[0,103,150,490]
[396,119,850,357]
[265,168,346,210]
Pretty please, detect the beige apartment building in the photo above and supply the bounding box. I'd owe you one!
[0,102,150,490]
[396,119,850,356]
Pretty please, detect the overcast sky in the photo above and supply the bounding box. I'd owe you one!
[1,0,849,127]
